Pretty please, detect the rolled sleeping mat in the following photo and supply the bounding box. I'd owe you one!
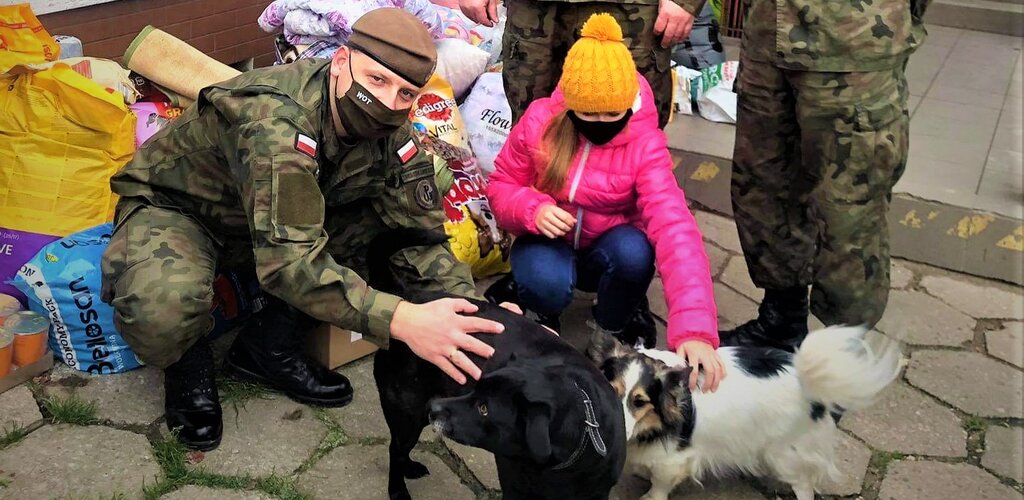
[123,25,241,104]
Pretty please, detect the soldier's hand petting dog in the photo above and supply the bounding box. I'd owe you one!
[390,298,505,384]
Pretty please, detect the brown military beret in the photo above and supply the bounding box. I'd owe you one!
[348,8,437,87]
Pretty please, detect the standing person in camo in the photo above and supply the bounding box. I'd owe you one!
[721,0,930,352]
[101,8,514,452]
[459,0,700,131]
[486,14,725,393]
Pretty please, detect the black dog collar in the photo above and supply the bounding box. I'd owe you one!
[550,382,607,471]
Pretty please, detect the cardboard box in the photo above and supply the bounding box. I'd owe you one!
[0,352,54,395]
[305,324,378,370]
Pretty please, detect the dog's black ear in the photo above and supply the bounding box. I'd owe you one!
[662,366,693,391]
[525,404,552,464]
[586,328,630,366]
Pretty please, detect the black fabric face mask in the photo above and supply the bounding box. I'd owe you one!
[335,62,409,139]
[567,109,633,145]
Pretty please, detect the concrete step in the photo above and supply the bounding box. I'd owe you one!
[927,0,1024,36]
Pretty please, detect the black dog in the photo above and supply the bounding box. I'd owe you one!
[367,228,626,500]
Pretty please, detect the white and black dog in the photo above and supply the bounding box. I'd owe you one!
[588,326,901,500]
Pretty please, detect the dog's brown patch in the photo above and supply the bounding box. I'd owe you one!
[629,386,663,437]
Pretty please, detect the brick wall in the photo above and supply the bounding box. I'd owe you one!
[39,0,277,67]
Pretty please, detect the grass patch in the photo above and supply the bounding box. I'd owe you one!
[875,451,906,469]
[0,426,28,449]
[255,475,309,500]
[0,478,9,488]
[963,416,987,433]
[218,377,274,413]
[359,437,387,446]
[43,395,98,425]
[295,409,348,474]
[145,434,306,499]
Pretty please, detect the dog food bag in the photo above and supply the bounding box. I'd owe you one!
[459,72,512,176]
[410,75,512,277]
[13,224,145,375]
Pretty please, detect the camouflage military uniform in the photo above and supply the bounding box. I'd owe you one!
[502,0,704,129]
[101,59,477,368]
[731,0,929,327]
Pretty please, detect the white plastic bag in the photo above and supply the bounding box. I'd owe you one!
[459,72,512,176]
[672,65,701,116]
[434,38,490,99]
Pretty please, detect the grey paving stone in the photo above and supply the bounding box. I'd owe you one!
[296,445,473,500]
[0,424,160,499]
[920,275,1024,320]
[986,321,1024,369]
[879,460,1021,500]
[875,290,975,346]
[695,210,743,254]
[161,485,274,500]
[907,350,1023,418]
[44,365,164,427]
[329,359,389,441]
[983,425,1024,483]
[0,385,42,431]
[647,275,669,322]
[444,439,500,490]
[841,383,967,457]
[714,283,758,331]
[193,397,326,477]
[721,256,764,302]
[612,474,765,500]
[705,242,731,278]
[820,432,872,496]
[891,260,915,289]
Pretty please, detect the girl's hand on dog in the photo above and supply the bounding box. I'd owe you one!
[390,298,505,384]
[677,340,726,393]
[534,203,577,239]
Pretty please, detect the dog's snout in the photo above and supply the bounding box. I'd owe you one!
[428,401,448,422]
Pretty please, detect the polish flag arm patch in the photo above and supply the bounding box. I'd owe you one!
[397,139,418,164]
[295,133,318,158]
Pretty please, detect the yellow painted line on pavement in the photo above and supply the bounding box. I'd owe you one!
[948,215,995,239]
[690,161,720,182]
[996,225,1024,252]
[900,210,922,229]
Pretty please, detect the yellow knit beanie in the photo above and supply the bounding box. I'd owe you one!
[560,13,639,113]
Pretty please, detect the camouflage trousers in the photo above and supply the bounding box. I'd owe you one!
[99,198,435,368]
[730,55,910,328]
[501,0,673,129]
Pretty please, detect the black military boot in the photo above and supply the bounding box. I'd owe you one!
[226,297,353,407]
[719,287,809,353]
[164,337,223,451]
[619,297,658,349]
[483,273,518,306]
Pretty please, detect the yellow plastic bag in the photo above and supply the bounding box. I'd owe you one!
[0,4,59,73]
[0,63,136,236]
[410,74,512,277]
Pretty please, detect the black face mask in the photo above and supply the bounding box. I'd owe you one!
[567,109,633,145]
[335,61,409,139]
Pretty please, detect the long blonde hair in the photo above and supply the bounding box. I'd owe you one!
[536,110,579,195]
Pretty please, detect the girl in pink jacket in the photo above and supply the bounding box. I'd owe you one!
[486,13,725,391]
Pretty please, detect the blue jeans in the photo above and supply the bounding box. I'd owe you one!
[510,224,655,332]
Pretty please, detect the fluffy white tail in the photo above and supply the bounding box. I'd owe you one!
[794,326,902,412]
